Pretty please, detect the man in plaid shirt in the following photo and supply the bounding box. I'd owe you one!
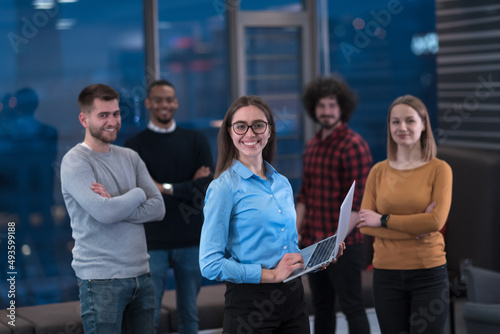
[297,76,373,334]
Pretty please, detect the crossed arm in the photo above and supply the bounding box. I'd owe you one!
[357,161,452,239]
[357,202,436,239]
[61,153,165,224]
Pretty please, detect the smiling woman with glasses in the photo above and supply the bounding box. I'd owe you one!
[199,95,344,334]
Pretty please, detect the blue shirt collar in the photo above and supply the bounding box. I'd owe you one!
[231,159,276,180]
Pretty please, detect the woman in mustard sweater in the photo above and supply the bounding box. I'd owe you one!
[357,95,452,334]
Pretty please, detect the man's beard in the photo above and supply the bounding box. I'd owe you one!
[156,117,172,125]
[89,126,118,144]
[319,117,341,130]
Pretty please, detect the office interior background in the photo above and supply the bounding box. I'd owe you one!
[0,0,499,309]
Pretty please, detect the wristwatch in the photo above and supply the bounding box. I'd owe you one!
[380,214,390,228]
[162,183,172,193]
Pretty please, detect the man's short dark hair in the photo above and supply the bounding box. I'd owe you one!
[78,84,119,113]
[302,75,358,123]
[147,79,175,97]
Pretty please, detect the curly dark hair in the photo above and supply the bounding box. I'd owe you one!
[302,75,358,123]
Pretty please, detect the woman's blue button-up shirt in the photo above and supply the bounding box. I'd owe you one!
[199,160,300,284]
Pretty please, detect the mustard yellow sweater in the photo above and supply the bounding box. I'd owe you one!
[360,158,452,270]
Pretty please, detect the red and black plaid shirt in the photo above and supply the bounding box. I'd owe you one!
[298,124,373,247]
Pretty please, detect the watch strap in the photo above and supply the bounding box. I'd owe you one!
[380,214,389,228]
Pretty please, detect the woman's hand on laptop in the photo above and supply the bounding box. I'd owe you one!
[261,253,304,283]
[333,242,345,263]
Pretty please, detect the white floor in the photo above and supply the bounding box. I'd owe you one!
[194,300,468,334]
[327,307,381,334]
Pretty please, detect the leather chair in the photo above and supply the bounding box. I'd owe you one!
[462,264,500,334]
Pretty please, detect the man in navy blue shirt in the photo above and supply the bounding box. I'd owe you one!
[125,80,213,334]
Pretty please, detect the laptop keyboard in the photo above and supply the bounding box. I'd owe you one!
[307,236,337,268]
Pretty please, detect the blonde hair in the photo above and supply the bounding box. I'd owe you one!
[387,95,436,162]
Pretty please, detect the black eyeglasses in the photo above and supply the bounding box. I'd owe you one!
[231,121,268,135]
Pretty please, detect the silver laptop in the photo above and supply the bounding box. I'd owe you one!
[283,181,356,283]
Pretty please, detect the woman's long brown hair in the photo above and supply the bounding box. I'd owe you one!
[214,95,277,179]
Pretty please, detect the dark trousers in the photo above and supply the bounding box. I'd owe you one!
[308,242,370,334]
[373,265,449,334]
[223,278,310,334]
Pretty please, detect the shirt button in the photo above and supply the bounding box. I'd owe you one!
[278,209,282,213]
[283,246,287,250]
[270,194,274,197]
[281,228,285,232]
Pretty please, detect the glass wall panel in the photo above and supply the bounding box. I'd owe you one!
[245,27,303,191]
[0,0,145,308]
[240,0,304,12]
[326,0,438,163]
[157,0,231,158]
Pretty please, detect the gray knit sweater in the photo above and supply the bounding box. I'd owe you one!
[61,143,165,279]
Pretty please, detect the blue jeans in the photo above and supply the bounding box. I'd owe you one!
[77,272,155,334]
[149,247,201,334]
[373,265,449,334]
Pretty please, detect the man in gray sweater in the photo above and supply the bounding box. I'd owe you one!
[61,84,165,333]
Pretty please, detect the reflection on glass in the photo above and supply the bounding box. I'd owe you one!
[0,0,145,308]
[244,27,303,191]
[240,0,304,12]
[157,0,231,154]
[327,0,438,164]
